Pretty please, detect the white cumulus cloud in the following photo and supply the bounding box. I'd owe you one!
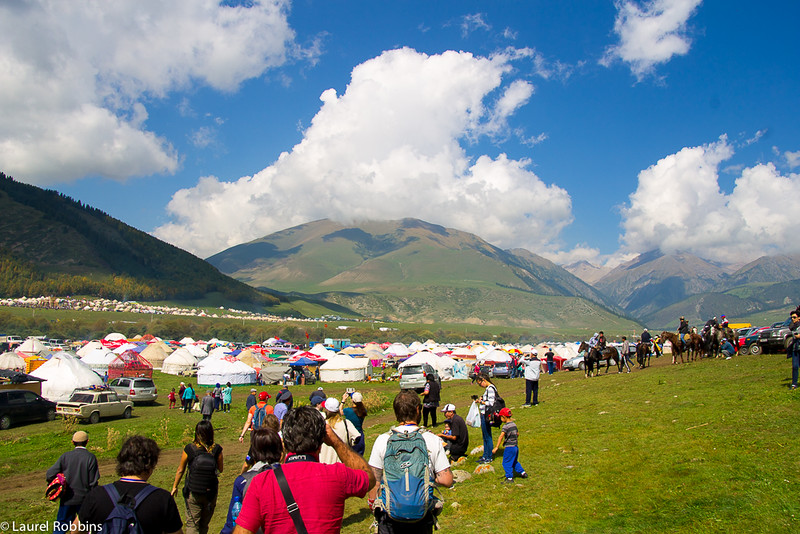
[602,0,703,80]
[620,136,800,263]
[154,48,573,258]
[0,0,298,185]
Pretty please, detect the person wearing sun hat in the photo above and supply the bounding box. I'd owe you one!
[437,403,468,461]
[320,396,361,464]
[47,430,100,533]
[492,407,527,484]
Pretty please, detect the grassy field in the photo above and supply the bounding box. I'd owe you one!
[1,352,798,533]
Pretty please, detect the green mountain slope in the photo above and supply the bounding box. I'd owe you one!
[0,173,278,307]
[207,218,636,330]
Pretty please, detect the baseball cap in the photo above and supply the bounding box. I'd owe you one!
[441,403,456,412]
[351,392,363,403]
[498,407,512,418]
[317,386,324,390]
[72,430,88,442]
[324,397,340,412]
[258,391,268,400]
[250,388,256,393]
[530,349,538,356]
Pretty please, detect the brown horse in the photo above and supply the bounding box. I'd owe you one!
[578,341,622,377]
[636,341,650,368]
[688,333,705,361]
[660,331,686,364]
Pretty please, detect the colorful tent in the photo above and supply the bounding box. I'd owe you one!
[108,350,153,380]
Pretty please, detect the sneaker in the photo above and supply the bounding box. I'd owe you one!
[518,472,528,479]
[502,478,514,484]
[521,404,531,408]
[791,385,797,390]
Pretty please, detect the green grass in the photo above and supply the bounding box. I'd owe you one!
[2,354,799,533]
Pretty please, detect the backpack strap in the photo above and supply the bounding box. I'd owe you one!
[272,464,308,534]
[103,483,158,509]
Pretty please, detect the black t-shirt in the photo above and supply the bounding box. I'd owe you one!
[545,351,554,362]
[448,414,469,455]
[77,481,183,534]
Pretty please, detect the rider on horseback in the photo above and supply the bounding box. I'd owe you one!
[678,316,690,351]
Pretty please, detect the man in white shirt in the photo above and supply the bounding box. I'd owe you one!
[368,390,453,533]
[522,351,543,407]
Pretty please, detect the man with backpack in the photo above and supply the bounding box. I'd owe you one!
[368,390,454,533]
[239,392,273,443]
[73,435,182,534]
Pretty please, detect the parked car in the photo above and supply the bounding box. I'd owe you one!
[108,377,158,405]
[398,364,440,392]
[479,362,511,378]
[562,354,586,371]
[753,318,793,355]
[0,389,57,430]
[56,387,133,424]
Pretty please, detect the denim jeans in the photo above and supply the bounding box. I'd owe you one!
[792,353,799,387]
[53,503,80,534]
[480,415,493,461]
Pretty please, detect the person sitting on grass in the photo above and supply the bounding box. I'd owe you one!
[492,408,527,484]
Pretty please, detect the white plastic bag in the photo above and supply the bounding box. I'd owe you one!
[465,401,481,428]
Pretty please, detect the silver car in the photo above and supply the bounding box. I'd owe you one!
[109,377,158,404]
[399,364,440,392]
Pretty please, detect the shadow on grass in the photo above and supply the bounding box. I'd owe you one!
[341,507,373,528]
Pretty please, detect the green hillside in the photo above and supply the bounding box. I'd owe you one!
[0,173,280,308]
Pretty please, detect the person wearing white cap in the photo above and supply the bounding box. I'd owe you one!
[47,431,99,534]
[437,404,469,461]
[319,397,361,464]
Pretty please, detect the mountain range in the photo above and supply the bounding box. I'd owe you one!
[566,250,800,328]
[206,218,637,331]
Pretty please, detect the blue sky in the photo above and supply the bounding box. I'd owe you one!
[1,1,798,267]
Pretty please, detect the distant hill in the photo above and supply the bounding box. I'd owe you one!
[0,173,278,308]
[564,260,611,285]
[207,218,638,331]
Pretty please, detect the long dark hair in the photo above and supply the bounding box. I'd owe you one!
[353,401,367,419]
[248,428,282,464]
[193,420,215,451]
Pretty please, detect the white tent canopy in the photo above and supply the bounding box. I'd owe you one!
[31,352,103,402]
[140,343,169,369]
[0,351,25,371]
[319,354,369,382]
[80,347,118,371]
[104,332,127,341]
[309,344,336,359]
[384,343,411,357]
[183,344,208,359]
[197,357,256,386]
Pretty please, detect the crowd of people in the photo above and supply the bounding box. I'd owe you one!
[44,310,800,534]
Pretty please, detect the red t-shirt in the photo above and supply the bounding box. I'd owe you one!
[236,458,369,534]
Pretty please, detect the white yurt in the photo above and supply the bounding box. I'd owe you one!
[197,357,256,386]
[319,354,369,382]
[408,341,426,353]
[31,352,103,402]
[0,351,26,371]
[399,351,452,377]
[140,343,169,369]
[309,344,336,360]
[451,346,476,359]
[161,348,198,375]
[17,337,48,357]
[104,332,127,342]
[80,347,118,372]
[77,340,104,358]
[183,343,208,360]
[384,343,411,358]
[478,348,512,363]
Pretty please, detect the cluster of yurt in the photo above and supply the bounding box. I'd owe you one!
[30,352,103,402]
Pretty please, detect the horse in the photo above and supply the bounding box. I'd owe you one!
[704,325,723,358]
[635,341,650,368]
[660,331,686,364]
[579,341,621,377]
[688,333,705,361]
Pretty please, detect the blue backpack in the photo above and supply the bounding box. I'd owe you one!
[100,483,157,534]
[378,428,434,521]
[252,404,268,429]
